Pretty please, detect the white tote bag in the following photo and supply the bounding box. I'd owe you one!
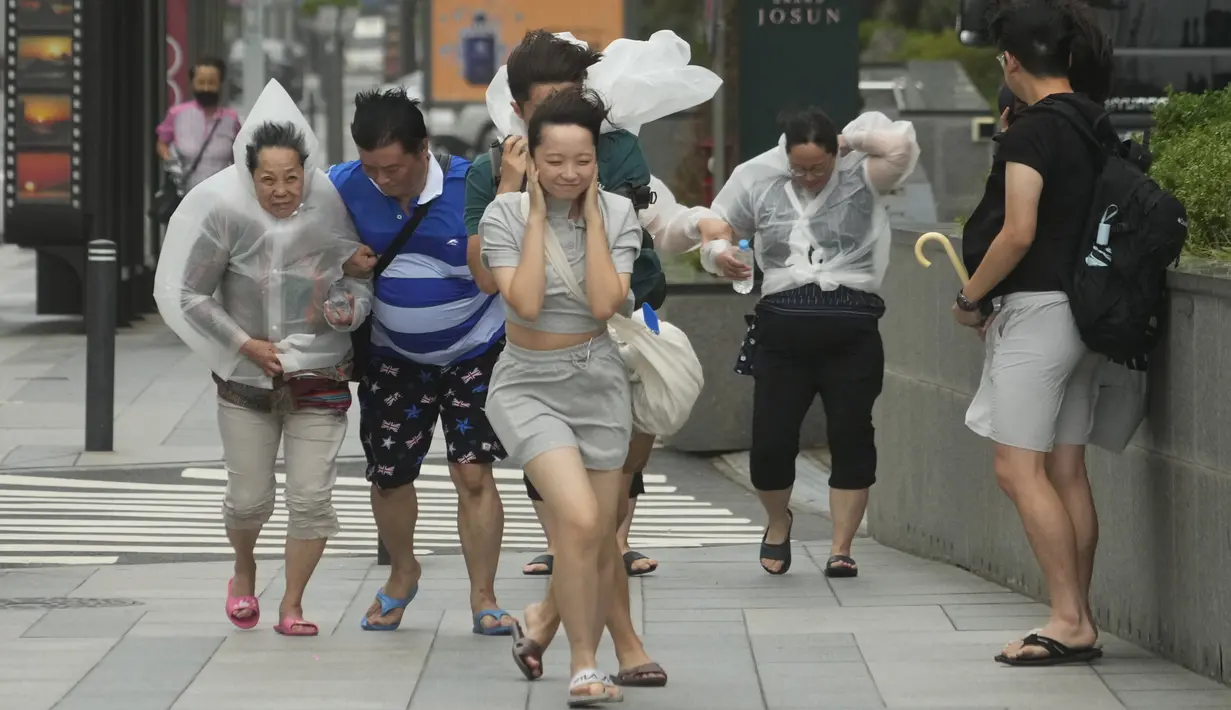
[535,206,704,436]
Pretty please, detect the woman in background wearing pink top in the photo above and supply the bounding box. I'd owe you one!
[156,57,243,191]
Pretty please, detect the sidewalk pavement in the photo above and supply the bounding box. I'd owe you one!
[4,540,1230,710]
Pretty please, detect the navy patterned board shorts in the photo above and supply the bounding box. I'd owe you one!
[359,339,508,490]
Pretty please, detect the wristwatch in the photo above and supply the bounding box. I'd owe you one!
[956,291,980,312]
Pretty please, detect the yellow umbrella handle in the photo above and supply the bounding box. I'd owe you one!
[914,232,971,285]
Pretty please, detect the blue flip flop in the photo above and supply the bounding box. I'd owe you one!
[472,609,515,636]
[360,586,418,631]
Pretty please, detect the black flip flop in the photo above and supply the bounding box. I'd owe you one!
[994,633,1104,667]
[623,551,658,577]
[522,553,553,576]
[759,510,793,575]
[824,554,859,578]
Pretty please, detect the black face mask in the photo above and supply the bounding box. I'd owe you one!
[194,90,220,108]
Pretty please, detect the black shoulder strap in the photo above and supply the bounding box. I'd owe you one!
[374,201,433,277]
[185,116,223,179]
[1035,98,1114,162]
[372,152,453,276]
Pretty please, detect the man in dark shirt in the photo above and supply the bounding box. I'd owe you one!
[955,0,1110,667]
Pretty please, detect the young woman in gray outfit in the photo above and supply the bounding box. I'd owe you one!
[478,87,641,707]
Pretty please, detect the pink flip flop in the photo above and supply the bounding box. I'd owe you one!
[273,615,319,637]
[226,578,260,630]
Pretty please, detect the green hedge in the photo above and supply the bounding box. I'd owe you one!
[1151,86,1231,260]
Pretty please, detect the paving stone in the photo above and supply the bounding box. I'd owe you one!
[868,660,1122,709]
[23,607,146,638]
[52,636,224,710]
[746,606,955,635]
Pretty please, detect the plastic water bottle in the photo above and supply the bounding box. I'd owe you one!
[1085,205,1117,268]
[732,240,755,294]
[324,284,353,323]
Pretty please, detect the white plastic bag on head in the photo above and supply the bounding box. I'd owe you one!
[517,194,704,435]
[709,111,917,297]
[154,79,368,388]
[485,30,722,138]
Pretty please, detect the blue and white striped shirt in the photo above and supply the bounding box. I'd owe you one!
[328,156,505,367]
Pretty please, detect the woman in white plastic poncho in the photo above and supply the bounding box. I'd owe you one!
[154,80,375,637]
[704,107,919,579]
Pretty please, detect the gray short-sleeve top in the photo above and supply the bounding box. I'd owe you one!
[479,191,642,334]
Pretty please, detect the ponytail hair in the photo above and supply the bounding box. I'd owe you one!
[990,0,1113,103]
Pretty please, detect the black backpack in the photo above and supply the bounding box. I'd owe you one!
[488,138,668,310]
[1036,99,1189,362]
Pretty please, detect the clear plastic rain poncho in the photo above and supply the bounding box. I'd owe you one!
[707,111,920,296]
[485,30,722,138]
[153,79,371,389]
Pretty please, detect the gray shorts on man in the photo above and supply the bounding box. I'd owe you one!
[965,291,1102,452]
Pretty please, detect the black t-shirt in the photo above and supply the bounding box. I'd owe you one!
[962,93,1104,298]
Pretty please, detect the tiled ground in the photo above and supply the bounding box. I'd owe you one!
[3,540,1229,710]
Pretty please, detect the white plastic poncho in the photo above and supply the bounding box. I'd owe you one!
[153,79,371,389]
[485,30,722,138]
[706,112,920,296]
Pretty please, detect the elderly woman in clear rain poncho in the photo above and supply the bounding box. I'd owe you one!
[703,107,919,580]
[154,80,376,637]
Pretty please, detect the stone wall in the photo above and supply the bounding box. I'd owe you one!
[872,224,1231,683]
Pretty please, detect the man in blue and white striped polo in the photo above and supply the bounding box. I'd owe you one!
[329,88,515,636]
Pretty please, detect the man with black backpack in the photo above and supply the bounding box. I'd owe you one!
[955,0,1124,668]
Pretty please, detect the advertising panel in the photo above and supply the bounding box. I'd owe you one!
[428,0,624,104]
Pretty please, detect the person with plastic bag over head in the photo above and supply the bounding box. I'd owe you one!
[468,27,723,577]
[704,107,919,579]
[153,79,376,637]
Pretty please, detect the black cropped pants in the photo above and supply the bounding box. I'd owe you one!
[749,308,884,493]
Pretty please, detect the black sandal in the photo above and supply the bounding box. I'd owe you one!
[994,633,1103,667]
[824,554,859,578]
[522,554,553,576]
[623,551,658,577]
[759,510,793,575]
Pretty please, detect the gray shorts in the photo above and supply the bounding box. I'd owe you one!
[966,291,1101,452]
[486,333,632,471]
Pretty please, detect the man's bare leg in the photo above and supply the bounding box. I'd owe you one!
[524,499,556,574]
[1045,444,1099,631]
[994,444,1097,659]
[450,462,513,632]
[620,432,658,574]
[365,484,422,627]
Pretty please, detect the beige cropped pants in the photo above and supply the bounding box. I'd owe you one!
[217,398,348,540]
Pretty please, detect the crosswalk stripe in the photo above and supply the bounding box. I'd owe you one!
[0,463,764,566]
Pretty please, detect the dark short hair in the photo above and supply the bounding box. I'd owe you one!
[527,87,609,154]
[506,30,603,105]
[350,88,428,153]
[190,56,227,82]
[990,0,1112,101]
[245,121,308,174]
[778,106,839,154]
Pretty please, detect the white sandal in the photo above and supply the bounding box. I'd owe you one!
[567,668,623,707]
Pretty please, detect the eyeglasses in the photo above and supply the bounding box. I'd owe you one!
[789,166,830,179]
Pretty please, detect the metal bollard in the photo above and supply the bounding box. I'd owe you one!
[377,538,390,566]
[85,239,118,452]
